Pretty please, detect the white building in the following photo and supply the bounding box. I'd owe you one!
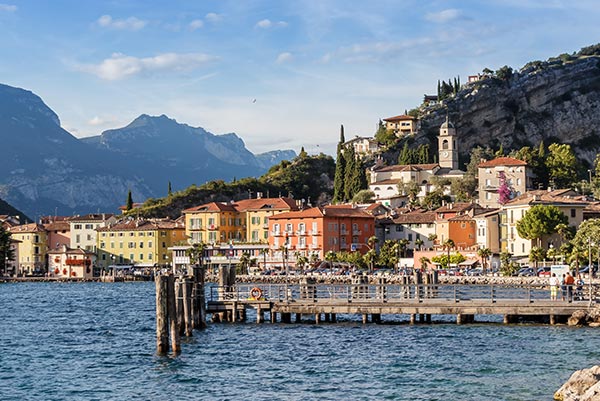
[69,213,116,252]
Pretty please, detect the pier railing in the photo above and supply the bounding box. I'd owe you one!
[208,283,600,304]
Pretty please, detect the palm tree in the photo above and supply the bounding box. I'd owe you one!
[477,247,492,274]
[443,239,455,268]
[296,255,309,274]
[259,248,269,272]
[420,256,431,272]
[398,239,409,258]
[185,242,207,275]
[428,233,438,249]
[415,238,424,251]
[238,252,251,275]
[367,235,379,251]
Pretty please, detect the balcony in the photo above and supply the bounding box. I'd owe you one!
[207,224,219,230]
[310,230,320,236]
[340,229,348,235]
[296,230,307,236]
[271,231,283,237]
[298,244,307,249]
[352,230,362,236]
[310,244,321,249]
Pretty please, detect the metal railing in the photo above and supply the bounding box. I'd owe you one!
[208,283,600,304]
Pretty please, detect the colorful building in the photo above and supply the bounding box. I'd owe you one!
[183,202,241,244]
[43,218,71,249]
[382,114,418,136]
[267,205,375,261]
[9,223,48,275]
[48,245,96,279]
[70,213,115,252]
[234,197,298,243]
[478,157,533,208]
[96,218,186,269]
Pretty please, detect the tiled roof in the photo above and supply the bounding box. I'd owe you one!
[369,179,402,186]
[234,197,298,212]
[391,210,436,224]
[9,223,47,233]
[505,189,589,207]
[44,221,71,231]
[269,205,374,220]
[473,208,500,218]
[383,114,416,122]
[374,163,439,173]
[183,202,238,213]
[478,157,528,168]
[69,213,114,222]
[449,215,475,222]
[98,218,184,232]
[434,203,475,213]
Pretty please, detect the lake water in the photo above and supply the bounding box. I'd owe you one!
[1,282,598,400]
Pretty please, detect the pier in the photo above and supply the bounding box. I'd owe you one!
[206,281,599,325]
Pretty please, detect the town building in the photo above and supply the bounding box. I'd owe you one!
[382,114,418,136]
[474,208,501,253]
[501,189,588,258]
[343,136,380,158]
[375,208,437,250]
[43,218,71,249]
[478,156,533,208]
[267,205,375,262]
[183,202,242,244]
[433,202,483,249]
[9,223,48,275]
[70,214,115,252]
[48,244,96,279]
[369,119,464,202]
[96,218,186,269]
[234,197,298,243]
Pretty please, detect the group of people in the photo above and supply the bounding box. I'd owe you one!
[549,272,584,301]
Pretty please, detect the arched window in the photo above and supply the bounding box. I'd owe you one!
[442,139,449,150]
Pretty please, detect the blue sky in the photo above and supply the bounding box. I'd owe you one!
[1,0,600,156]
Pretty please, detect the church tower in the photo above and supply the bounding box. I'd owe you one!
[438,115,458,170]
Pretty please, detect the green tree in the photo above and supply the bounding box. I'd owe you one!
[0,225,14,276]
[415,238,424,251]
[126,189,133,211]
[299,146,308,158]
[397,179,421,204]
[529,246,546,269]
[333,135,346,203]
[477,247,492,274]
[421,188,451,210]
[352,189,375,204]
[516,205,568,247]
[237,252,251,275]
[398,142,412,165]
[547,143,579,188]
[443,238,455,266]
[296,254,309,274]
[374,120,396,148]
[495,65,513,80]
[168,181,172,196]
[344,146,358,201]
[420,256,431,271]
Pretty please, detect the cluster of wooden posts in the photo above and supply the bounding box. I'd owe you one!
[155,266,206,354]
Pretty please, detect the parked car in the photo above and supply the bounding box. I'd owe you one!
[537,266,551,277]
[465,268,483,276]
[513,266,531,277]
[517,267,536,277]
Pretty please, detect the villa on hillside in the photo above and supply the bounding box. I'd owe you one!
[382,114,418,136]
[343,136,380,158]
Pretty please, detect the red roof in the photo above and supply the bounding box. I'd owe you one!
[478,157,528,168]
[269,205,373,220]
[383,114,416,122]
[183,202,238,213]
[233,197,298,212]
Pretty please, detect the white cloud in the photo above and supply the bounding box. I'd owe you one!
[97,15,147,31]
[205,12,223,23]
[256,19,272,28]
[276,52,293,64]
[189,19,204,30]
[0,3,16,11]
[425,9,462,23]
[77,52,219,80]
[256,19,288,29]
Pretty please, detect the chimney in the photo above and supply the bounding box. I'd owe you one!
[256,192,263,199]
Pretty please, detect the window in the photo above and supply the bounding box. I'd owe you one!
[100,242,105,249]
[139,253,144,260]
[75,234,80,243]
[285,223,293,233]
[139,242,144,248]
[101,233,106,238]
[396,226,403,232]
[408,234,412,241]
[571,209,576,218]
[299,223,305,233]
[522,243,525,253]
[128,242,135,248]
[85,224,93,229]
[148,253,153,260]
[129,254,134,261]
[273,224,281,234]
[119,242,123,249]
[73,224,82,230]
[148,241,153,248]
[87,234,92,241]
[139,232,145,237]
[442,139,449,150]
[162,242,166,248]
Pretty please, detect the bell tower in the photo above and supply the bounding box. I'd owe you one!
[438,115,458,170]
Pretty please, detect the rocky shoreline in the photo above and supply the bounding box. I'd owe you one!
[555,366,600,401]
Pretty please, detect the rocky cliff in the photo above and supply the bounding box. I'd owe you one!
[416,48,600,167]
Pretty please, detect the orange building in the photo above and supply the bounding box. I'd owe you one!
[268,205,375,260]
[447,215,477,250]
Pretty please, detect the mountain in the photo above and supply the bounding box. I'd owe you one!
[0,84,295,218]
[255,150,298,170]
[0,197,30,223]
[413,44,600,167]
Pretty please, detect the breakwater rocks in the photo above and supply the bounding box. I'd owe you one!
[555,366,600,401]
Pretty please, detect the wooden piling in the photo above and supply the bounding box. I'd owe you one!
[315,313,321,324]
[456,313,463,325]
[175,279,184,335]
[271,311,277,323]
[155,275,169,354]
[257,307,264,323]
[182,278,193,336]
[410,313,416,324]
[550,314,556,325]
[295,313,302,323]
[166,276,180,353]
[362,314,368,324]
[331,313,337,323]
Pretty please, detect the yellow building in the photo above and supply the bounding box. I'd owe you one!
[234,197,298,243]
[382,114,418,136]
[9,223,48,275]
[183,202,241,244]
[96,218,186,269]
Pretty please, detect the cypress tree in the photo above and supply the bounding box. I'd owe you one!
[126,190,133,211]
[299,146,308,158]
[437,80,441,101]
[344,146,359,201]
[398,142,411,165]
[333,127,346,203]
[168,181,172,196]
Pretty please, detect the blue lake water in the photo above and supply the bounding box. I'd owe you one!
[1,282,598,400]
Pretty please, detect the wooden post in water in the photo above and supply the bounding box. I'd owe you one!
[175,279,184,335]
[362,314,368,324]
[182,278,193,336]
[166,275,180,353]
[331,313,337,323]
[155,275,169,354]
[315,313,321,324]
[410,314,416,324]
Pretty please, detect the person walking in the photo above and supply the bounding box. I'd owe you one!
[565,272,575,302]
[560,274,567,301]
[575,274,585,301]
[549,273,559,301]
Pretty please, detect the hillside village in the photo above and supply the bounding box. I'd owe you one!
[2,102,600,279]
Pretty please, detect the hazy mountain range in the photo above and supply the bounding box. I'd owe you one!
[0,83,295,219]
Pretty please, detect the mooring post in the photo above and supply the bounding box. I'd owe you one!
[362,314,368,324]
[175,278,184,335]
[155,275,169,354]
[182,278,193,336]
[410,314,416,324]
[456,313,463,325]
[331,313,337,323]
[166,275,180,353]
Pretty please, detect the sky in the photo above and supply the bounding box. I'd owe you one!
[2,0,600,156]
